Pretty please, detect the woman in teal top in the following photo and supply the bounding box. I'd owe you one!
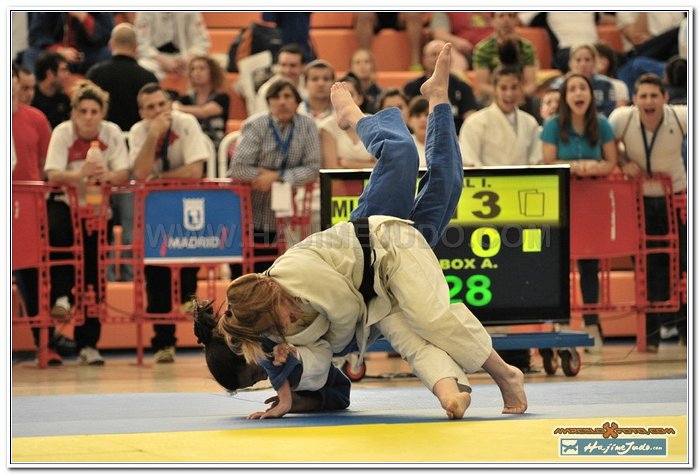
[541,72,618,353]
[541,72,617,175]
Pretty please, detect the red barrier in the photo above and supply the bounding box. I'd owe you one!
[568,174,683,350]
[569,176,645,313]
[12,181,86,368]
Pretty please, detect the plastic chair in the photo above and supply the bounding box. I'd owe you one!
[218,131,240,179]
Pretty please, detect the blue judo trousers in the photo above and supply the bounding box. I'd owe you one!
[260,103,464,408]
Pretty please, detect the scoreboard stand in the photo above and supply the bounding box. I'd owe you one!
[321,166,593,380]
[358,331,593,380]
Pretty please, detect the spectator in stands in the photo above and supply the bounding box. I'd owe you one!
[377,87,410,124]
[407,96,429,167]
[349,49,382,114]
[472,12,538,106]
[594,42,630,106]
[11,63,76,365]
[355,12,424,71]
[664,56,687,105]
[44,80,130,365]
[678,17,687,60]
[173,55,230,155]
[298,59,335,125]
[17,65,36,105]
[608,73,687,351]
[87,23,159,132]
[252,43,307,116]
[22,12,113,75]
[404,40,477,133]
[319,74,376,169]
[262,12,316,63]
[228,78,321,272]
[541,72,618,352]
[429,12,494,72]
[459,65,542,167]
[31,51,71,129]
[130,83,210,363]
[11,11,29,65]
[550,44,625,117]
[87,23,159,283]
[134,12,211,81]
[615,12,685,96]
[537,87,560,125]
[617,12,684,63]
[518,12,600,73]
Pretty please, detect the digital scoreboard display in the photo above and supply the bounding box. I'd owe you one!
[320,166,570,325]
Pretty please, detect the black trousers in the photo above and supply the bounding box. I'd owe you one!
[145,265,200,350]
[644,196,687,346]
[43,199,101,350]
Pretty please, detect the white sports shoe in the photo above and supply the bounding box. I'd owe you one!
[154,346,176,363]
[79,346,105,365]
[50,296,72,318]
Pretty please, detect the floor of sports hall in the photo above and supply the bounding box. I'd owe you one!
[10,334,689,467]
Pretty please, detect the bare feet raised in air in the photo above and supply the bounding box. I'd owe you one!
[331,82,364,131]
[420,42,452,111]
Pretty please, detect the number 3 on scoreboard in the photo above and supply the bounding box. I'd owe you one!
[446,274,493,307]
[472,191,501,219]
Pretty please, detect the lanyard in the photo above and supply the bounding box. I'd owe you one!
[269,117,295,172]
[640,120,661,177]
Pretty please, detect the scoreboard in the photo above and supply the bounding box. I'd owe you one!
[320,166,570,325]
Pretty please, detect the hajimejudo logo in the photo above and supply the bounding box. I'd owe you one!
[183,198,205,231]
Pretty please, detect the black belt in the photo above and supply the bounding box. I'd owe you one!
[352,218,377,304]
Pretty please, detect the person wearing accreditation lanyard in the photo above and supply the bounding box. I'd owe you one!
[43,80,130,365]
[227,78,321,274]
[129,82,210,364]
[608,73,687,352]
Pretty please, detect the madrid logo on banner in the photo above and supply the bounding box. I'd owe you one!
[143,189,245,264]
[183,198,205,231]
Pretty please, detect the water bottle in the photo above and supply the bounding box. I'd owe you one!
[84,140,104,210]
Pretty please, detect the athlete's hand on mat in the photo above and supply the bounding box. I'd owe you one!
[247,380,293,419]
[272,343,297,366]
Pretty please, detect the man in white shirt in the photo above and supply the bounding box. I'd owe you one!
[130,82,210,363]
[251,43,307,116]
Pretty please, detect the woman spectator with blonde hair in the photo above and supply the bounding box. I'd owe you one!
[43,80,130,365]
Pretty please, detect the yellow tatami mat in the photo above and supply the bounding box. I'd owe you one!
[12,415,687,464]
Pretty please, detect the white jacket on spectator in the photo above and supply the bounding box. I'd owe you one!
[134,12,210,80]
[459,103,542,167]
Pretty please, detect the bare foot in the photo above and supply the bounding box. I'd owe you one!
[331,82,364,130]
[420,42,451,107]
[440,392,471,419]
[499,365,528,414]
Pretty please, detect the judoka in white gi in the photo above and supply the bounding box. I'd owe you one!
[213,44,528,420]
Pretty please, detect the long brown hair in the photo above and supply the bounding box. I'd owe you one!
[557,72,600,146]
[217,273,298,364]
[188,55,225,92]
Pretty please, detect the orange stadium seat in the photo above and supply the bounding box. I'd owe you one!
[311,28,421,72]
[596,24,624,52]
[209,29,241,53]
[515,26,552,70]
[201,11,262,29]
[311,12,354,28]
